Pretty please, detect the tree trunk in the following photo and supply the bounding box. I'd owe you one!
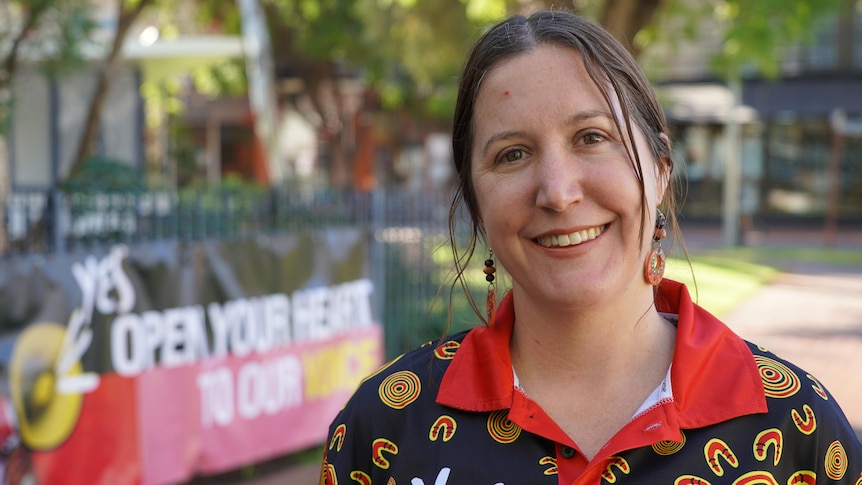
[68,0,154,179]
[836,0,856,71]
[0,134,8,253]
[262,4,358,189]
[0,3,53,254]
[599,0,662,56]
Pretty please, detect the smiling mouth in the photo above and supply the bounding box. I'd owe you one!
[536,224,607,248]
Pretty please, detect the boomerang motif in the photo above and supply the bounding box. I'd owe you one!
[429,416,457,442]
[787,471,816,485]
[806,374,828,400]
[674,475,712,485]
[732,471,778,485]
[434,341,460,360]
[791,405,816,435]
[372,438,399,469]
[753,428,782,466]
[350,470,371,485]
[600,456,630,483]
[330,424,347,451]
[704,438,739,477]
[539,456,558,476]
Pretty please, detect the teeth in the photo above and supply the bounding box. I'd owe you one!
[537,225,605,248]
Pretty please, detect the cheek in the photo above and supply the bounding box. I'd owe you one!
[471,170,496,223]
[472,173,522,239]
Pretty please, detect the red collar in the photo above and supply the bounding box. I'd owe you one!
[436,279,767,428]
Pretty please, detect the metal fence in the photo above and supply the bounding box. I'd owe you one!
[2,186,484,358]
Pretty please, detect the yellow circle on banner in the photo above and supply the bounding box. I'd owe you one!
[9,323,84,450]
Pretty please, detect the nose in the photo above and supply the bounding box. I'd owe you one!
[534,153,584,212]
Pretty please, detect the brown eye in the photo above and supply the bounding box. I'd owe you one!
[583,133,605,145]
[503,149,524,162]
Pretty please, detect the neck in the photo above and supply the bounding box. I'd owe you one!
[509,285,675,385]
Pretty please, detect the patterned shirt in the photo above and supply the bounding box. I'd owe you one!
[322,280,862,484]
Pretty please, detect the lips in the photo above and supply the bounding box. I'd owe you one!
[536,224,606,248]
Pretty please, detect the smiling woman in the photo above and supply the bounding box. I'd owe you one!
[321,9,862,485]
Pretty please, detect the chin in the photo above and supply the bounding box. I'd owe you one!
[524,282,608,309]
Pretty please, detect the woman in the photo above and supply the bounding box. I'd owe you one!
[322,10,862,484]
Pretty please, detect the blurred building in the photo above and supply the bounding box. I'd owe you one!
[648,0,862,229]
[7,1,861,221]
[6,1,279,192]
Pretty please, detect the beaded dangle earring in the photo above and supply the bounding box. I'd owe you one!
[483,251,497,323]
[644,209,667,286]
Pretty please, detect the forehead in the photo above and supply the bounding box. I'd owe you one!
[472,45,619,135]
[479,44,601,100]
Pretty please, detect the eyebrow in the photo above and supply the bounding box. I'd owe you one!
[565,110,615,126]
[479,110,616,158]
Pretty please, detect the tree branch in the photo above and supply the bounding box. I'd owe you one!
[1,1,52,86]
[69,0,156,178]
[599,0,662,57]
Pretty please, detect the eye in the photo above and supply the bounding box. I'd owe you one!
[501,149,525,163]
[582,132,606,145]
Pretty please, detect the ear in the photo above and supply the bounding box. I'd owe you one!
[655,133,672,203]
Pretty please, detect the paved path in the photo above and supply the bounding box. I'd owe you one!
[685,225,862,437]
[720,266,862,437]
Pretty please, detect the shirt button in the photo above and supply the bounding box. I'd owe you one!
[560,446,576,458]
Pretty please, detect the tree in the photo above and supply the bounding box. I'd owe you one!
[69,0,158,179]
[597,0,663,56]
[0,0,97,252]
[192,0,509,188]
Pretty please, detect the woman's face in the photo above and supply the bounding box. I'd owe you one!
[470,45,666,309]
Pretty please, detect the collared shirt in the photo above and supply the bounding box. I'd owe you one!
[322,280,862,484]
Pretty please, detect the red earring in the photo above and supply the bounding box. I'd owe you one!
[644,210,667,286]
[484,251,497,324]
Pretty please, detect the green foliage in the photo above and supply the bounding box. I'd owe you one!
[265,0,364,61]
[0,0,98,134]
[61,156,142,192]
[462,0,509,23]
[191,60,247,97]
[36,1,100,79]
[195,0,243,32]
[351,0,499,121]
[641,0,844,81]
[380,235,488,357]
[710,0,844,79]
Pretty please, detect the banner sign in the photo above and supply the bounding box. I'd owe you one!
[0,230,383,485]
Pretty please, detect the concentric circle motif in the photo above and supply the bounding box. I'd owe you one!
[486,410,521,444]
[652,431,686,456]
[378,371,421,409]
[825,440,847,480]
[754,356,800,399]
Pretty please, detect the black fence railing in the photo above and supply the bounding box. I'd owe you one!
[2,187,377,255]
[2,186,484,359]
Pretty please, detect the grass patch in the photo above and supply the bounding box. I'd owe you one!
[665,255,779,317]
[400,243,858,352]
[697,246,862,269]
[666,244,862,317]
